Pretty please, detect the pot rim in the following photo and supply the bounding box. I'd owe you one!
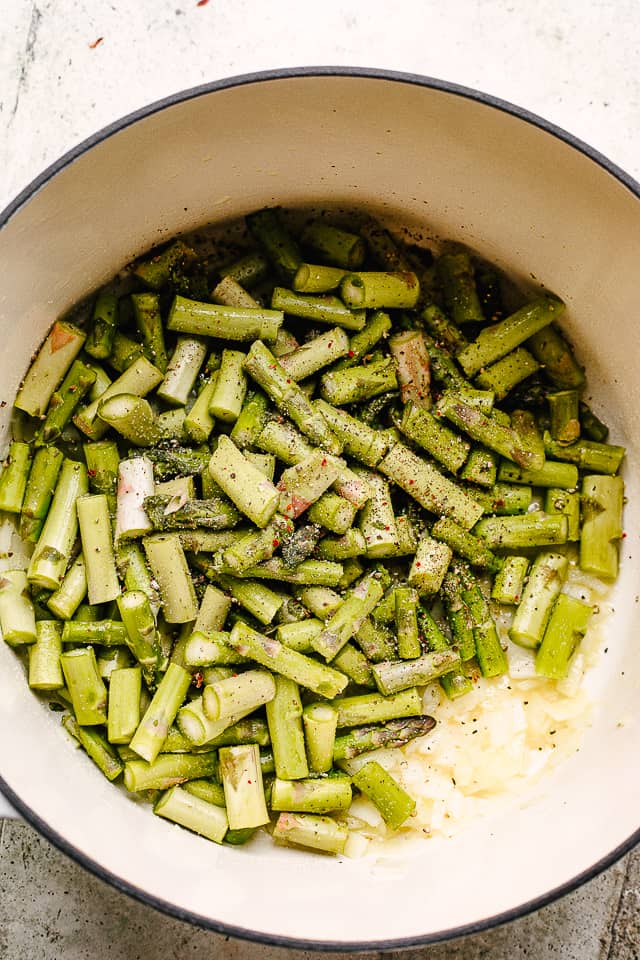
[0,65,638,951]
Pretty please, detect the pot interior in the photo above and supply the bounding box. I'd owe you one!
[0,73,638,946]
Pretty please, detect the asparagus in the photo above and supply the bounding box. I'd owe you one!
[39,359,96,444]
[457,297,564,377]
[332,688,422,728]
[498,459,578,490]
[74,355,163,439]
[279,327,350,381]
[61,619,128,646]
[302,703,338,774]
[441,566,476,661]
[265,674,309,780]
[308,493,358,535]
[459,446,497,487]
[357,471,399,558]
[510,553,569,648]
[245,341,342,453]
[400,403,470,474]
[548,390,581,445]
[277,451,339,519]
[215,575,283,625]
[340,271,420,310]
[143,534,198,623]
[580,475,624,580]
[132,293,168,372]
[77,494,121,604]
[271,777,352,814]
[372,650,461,696]
[19,446,63,542]
[379,443,483,530]
[352,760,415,829]
[316,529,366,561]
[395,587,422,660]
[320,356,398,406]
[154,785,228,843]
[60,647,108,725]
[167,295,283,342]
[124,753,217,792]
[246,207,302,281]
[144,494,239,532]
[220,250,269,288]
[15,321,86,417]
[312,573,384,660]
[143,444,211,480]
[107,667,142,744]
[435,251,483,325]
[416,607,472,700]
[219,744,270,829]
[420,303,468,354]
[474,512,569,550]
[407,535,452,595]
[579,402,609,442]
[156,337,207,408]
[431,516,500,572]
[292,263,349,293]
[129,662,192,762]
[471,483,533,515]
[85,292,118,359]
[227,621,348,699]
[437,393,544,471]
[333,716,436,761]
[28,621,63,690]
[208,349,248,423]
[545,488,581,541]
[62,715,124,782]
[0,571,37,646]
[84,440,120,502]
[0,442,31,513]
[117,591,162,675]
[203,669,276,721]
[543,431,625,476]
[270,287,365,331]
[272,812,348,855]
[115,457,154,541]
[332,642,375,688]
[97,394,160,446]
[475,347,540,401]
[528,324,585,389]
[535,594,594,679]
[461,578,508,678]
[28,459,88,590]
[491,556,529,605]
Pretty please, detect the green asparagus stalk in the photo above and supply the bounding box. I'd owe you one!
[228,621,348,699]
[441,566,476,661]
[509,553,569,648]
[302,702,338,774]
[0,442,31,513]
[272,812,348,855]
[431,516,500,572]
[352,760,415,829]
[320,357,398,406]
[124,752,217,792]
[474,512,569,550]
[46,554,87,620]
[271,287,365,331]
[15,321,86,417]
[475,347,539,401]
[340,271,420,310]
[208,349,248,423]
[0,570,36,646]
[61,619,128,646]
[545,488,581,541]
[332,688,422,728]
[394,587,421,659]
[167,295,283,342]
[132,293,168,372]
[407,535,453,595]
[457,297,564,377]
[19,446,63,542]
[77,494,120,604]
[97,394,160,446]
[143,534,198,623]
[498,459,578,490]
[60,647,108,725]
[265,674,309,780]
[372,650,461,696]
[39,359,96,444]
[28,459,88,590]
[219,744,270,829]
[437,393,544,471]
[28,620,63,690]
[154,785,228,843]
[203,669,276,721]
[333,716,436,761]
[62,715,124,782]
[491,556,529,605]
[292,263,349,293]
[107,666,142,744]
[312,573,384,660]
[542,431,625,476]
[117,591,161,675]
[535,594,594,679]
[461,578,508,678]
[271,776,352,814]
[74,356,163,438]
[156,337,207,407]
[528,324,585,389]
[85,292,118,360]
[400,403,470,474]
[129,662,192,762]
[208,435,279,528]
[579,475,624,579]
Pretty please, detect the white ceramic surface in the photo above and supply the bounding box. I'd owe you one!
[0,71,639,947]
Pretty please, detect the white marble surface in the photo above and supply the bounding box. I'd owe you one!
[1,0,639,955]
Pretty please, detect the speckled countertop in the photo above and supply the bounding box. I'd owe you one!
[1,1,640,957]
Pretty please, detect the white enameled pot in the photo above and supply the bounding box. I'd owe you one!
[0,68,639,950]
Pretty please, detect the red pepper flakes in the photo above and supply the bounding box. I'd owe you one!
[193,671,204,689]
[348,350,355,358]
[272,539,280,548]
[197,0,211,4]
[321,458,327,466]
[408,479,415,485]
[87,469,97,478]
[88,37,104,48]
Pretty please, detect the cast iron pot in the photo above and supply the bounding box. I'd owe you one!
[0,68,639,950]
